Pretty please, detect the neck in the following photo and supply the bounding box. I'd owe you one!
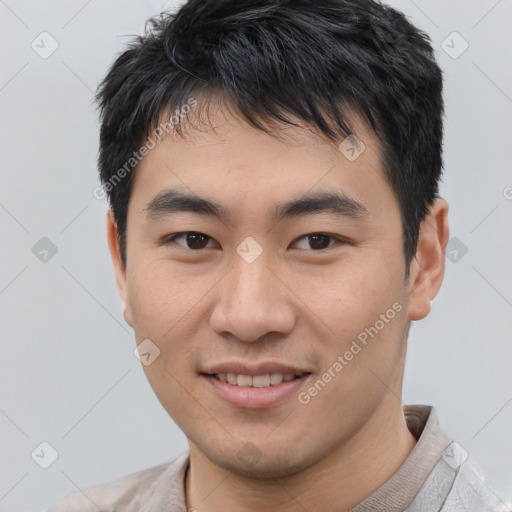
[185,399,418,512]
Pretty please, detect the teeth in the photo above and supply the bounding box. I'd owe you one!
[270,373,283,385]
[214,373,300,387]
[252,375,270,387]
[237,374,252,387]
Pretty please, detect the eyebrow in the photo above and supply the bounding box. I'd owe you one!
[143,188,368,224]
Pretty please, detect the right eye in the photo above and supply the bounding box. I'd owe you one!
[163,232,217,250]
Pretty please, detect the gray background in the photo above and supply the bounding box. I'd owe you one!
[0,0,511,510]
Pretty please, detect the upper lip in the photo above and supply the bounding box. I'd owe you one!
[201,361,312,377]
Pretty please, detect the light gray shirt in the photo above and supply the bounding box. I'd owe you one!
[46,404,510,512]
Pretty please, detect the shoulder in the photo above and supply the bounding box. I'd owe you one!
[440,446,511,512]
[45,453,189,512]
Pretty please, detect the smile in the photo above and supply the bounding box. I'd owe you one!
[201,372,312,409]
[211,372,303,387]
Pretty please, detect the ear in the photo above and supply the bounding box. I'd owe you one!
[406,198,450,321]
[106,210,134,328]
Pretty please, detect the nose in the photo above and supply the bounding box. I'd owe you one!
[209,252,297,342]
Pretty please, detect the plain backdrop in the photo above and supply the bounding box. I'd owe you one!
[1,0,511,510]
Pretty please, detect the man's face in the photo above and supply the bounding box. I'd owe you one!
[112,105,415,478]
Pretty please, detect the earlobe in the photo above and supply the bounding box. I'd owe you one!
[123,304,134,328]
[406,198,449,321]
[120,300,134,328]
[106,210,134,328]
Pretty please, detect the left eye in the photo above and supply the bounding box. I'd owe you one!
[164,232,343,251]
[293,233,342,250]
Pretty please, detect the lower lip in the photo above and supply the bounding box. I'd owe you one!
[201,374,311,409]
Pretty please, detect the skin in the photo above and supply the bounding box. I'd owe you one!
[107,102,449,511]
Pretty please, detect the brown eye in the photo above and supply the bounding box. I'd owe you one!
[293,233,343,251]
[165,232,214,250]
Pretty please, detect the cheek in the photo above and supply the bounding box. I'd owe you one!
[127,260,218,374]
[128,259,200,329]
[303,252,408,390]
[128,264,206,422]
[303,256,403,337]
[297,300,408,436]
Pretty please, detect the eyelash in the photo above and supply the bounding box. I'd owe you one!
[163,232,347,251]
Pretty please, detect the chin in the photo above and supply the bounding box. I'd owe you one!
[229,459,307,480]
[209,446,313,480]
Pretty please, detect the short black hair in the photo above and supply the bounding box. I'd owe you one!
[95,0,444,279]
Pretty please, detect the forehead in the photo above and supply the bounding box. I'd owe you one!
[129,102,395,223]
[155,99,382,166]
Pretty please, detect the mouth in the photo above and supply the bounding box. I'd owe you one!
[200,372,312,409]
[205,372,308,388]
